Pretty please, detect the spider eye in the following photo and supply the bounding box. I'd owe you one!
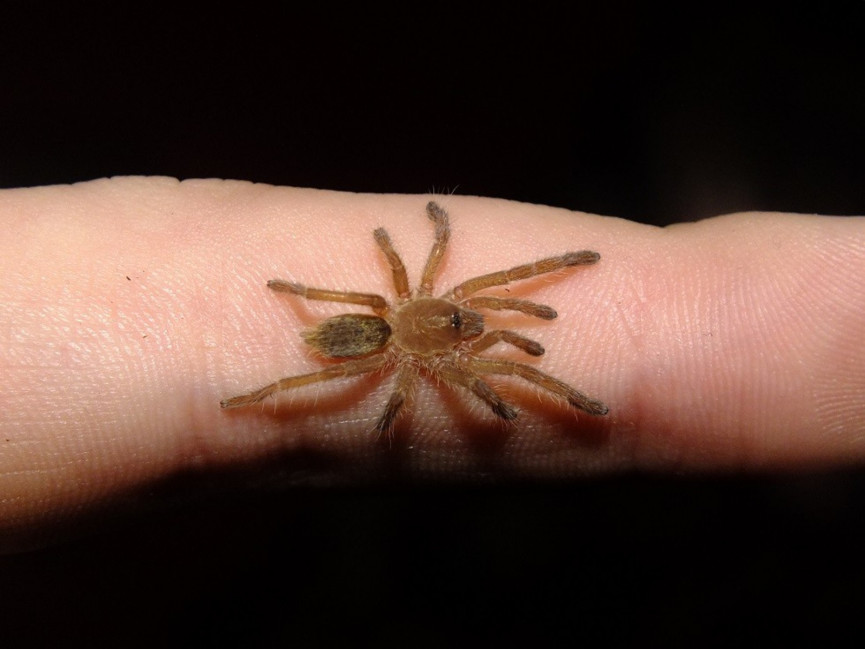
[451,312,462,329]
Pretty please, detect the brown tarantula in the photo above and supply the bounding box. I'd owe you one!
[221,202,608,433]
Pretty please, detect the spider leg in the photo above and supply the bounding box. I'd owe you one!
[220,354,388,409]
[466,358,608,416]
[437,362,518,421]
[465,330,545,356]
[373,364,418,435]
[418,201,451,296]
[460,296,558,320]
[442,250,600,301]
[267,280,389,315]
[373,228,410,300]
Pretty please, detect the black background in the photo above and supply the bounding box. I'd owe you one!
[2,3,864,646]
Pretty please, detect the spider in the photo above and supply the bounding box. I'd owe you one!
[221,202,608,433]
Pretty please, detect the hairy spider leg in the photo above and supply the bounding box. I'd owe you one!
[267,280,389,315]
[373,364,418,436]
[465,330,545,356]
[460,296,558,320]
[437,362,519,421]
[418,201,451,296]
[220,354,388,409]
[372,228,411,300]
[443,250,601,301]
[467,357,609,416]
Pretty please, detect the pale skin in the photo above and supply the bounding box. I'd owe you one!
[1,177,865,551]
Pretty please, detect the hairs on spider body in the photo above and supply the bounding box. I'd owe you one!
[221,202,608,434]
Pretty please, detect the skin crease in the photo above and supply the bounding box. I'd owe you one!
[1,177,864,550]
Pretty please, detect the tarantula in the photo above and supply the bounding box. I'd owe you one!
[221,202,608,433]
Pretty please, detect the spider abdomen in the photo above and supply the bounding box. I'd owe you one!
[302,313,392,358]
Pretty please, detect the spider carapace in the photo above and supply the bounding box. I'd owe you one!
[221,202,608,433]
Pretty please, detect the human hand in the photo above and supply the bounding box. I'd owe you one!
[2,177,863,552]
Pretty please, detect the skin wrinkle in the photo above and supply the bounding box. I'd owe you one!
[754,226,856,454]
[604,232,660,464]
[662,225,772,463]
[660,215,865,466]
[749,242,819,450]
[806,233,865,449]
